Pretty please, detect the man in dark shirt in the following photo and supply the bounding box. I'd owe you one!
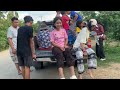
[17,16,36,79]
[90,19,106,61]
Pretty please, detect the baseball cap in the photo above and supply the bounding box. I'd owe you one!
[89,19,97,26]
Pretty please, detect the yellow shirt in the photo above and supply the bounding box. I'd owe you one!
[76,27,81,33]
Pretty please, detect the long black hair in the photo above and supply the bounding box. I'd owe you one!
[53,17,62,28]
[76,20,83,29]
[87,21,92,31]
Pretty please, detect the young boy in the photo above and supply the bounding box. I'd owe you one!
[17,16,36,79]
[73,21,97,79]
[61,11,76,46]
[76,20,82,36]
[61,11,70,33]
[7,17,22,75]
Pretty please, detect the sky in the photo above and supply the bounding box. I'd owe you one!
[17,11,56,23]
[17,11,80,23]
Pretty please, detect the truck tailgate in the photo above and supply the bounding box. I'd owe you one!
[35,49,54,58]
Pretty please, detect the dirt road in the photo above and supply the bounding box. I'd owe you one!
[0,50,120,79]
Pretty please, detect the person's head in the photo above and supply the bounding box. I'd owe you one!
[96,19,102,25]
[60,11,66,15]
[24,16,34,26]
[53,17,62,30]
[76,20,84,29]
[11,17,19,28]
[66,11,71,15]
[83,21,87,27]
[41,21,47,27]
[89,19,97,30]
[56,11,61,14]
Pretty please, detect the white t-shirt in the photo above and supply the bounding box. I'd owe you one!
[73,27,89,48]
[7,26,19,56]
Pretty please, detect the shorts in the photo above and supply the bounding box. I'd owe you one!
[11,55,18,64]
[17,55,33,67]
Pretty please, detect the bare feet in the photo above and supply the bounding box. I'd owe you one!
[87,69,94,79]
[89,73,94,79]
[78,74,83,79]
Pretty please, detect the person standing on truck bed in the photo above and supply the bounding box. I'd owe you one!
[61,11,76,46]
[50,17,77,79]
[17,16,36,79]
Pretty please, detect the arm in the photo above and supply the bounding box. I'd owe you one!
[8,38,16,54]
[80,43,87,56]
[64,29,68,48]
[65,38,68,46]
[98,25,104,35]
[73,14,78,22]
[7,28,16,54]
[30,38,35,55]
[29,27,36,59]
[51,42,61,48]
[80,43,86,51]
[69,20,74,25]
[8,38,14,50]
[71,11,78,23]
[51,42,65,51]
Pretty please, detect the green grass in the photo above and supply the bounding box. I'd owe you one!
[97,46,120,67]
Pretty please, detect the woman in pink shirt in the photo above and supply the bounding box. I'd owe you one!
[50,17,77,79]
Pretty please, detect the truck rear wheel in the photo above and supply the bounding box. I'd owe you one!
[33,61,44,70]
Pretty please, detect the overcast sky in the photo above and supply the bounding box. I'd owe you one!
[17,11,56,23]
[17,11,80,23]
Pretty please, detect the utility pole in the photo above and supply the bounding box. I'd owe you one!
[40,16,42,21]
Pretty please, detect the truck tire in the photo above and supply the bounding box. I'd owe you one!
[33,61,44,70]
[50,57,56,61]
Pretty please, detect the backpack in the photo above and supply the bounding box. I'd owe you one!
[37,27,52,49]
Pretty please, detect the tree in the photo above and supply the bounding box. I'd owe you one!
[79,11,120,41]
[0,11,39,51]
[0,11,20,51]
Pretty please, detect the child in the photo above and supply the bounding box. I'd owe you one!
[61,11,76,46]
[50,17,77,79]
[76,20,82,36]
[61,11,70,33]
[73,21,97,79]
